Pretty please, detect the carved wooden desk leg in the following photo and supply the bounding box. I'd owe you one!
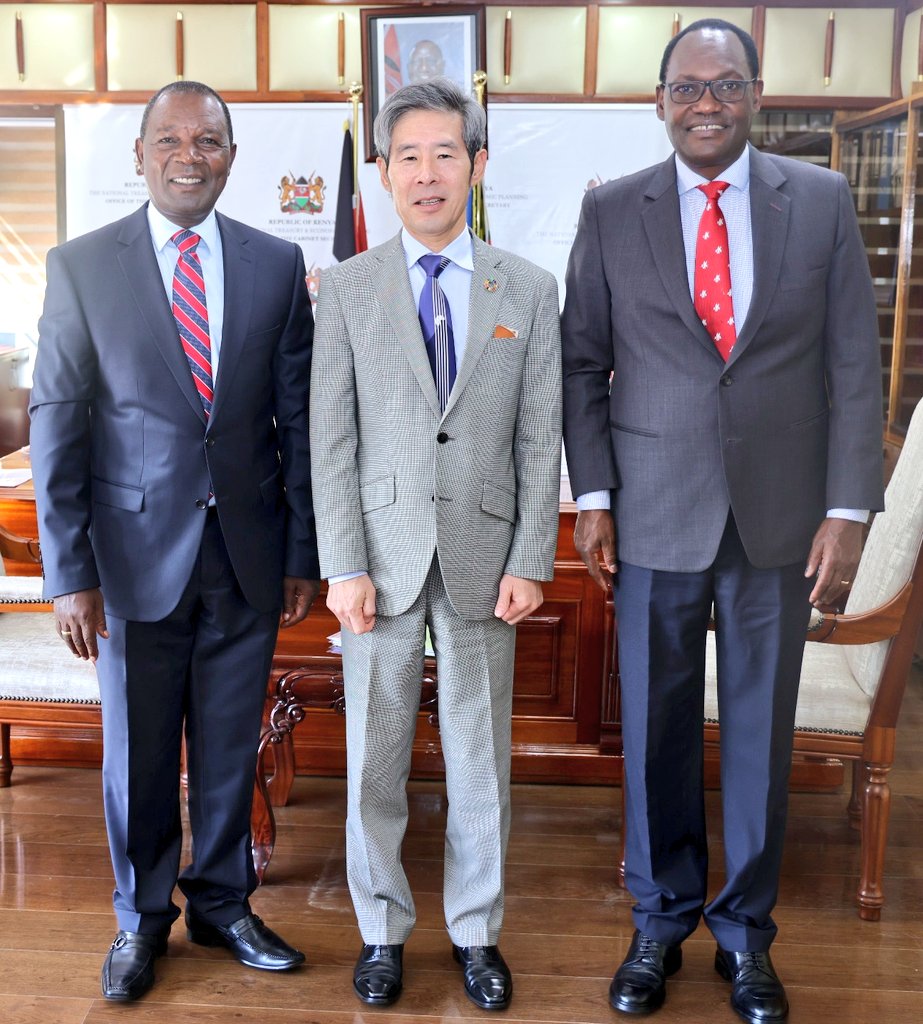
[253,668,346,882]
[0,722,11,787]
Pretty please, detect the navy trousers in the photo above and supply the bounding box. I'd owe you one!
[614,513,813,952]
[95,508,280,934]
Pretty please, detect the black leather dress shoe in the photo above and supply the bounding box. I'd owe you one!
[715,948,789,1023]
[185,909,305,970]
[609,929,683,1015]
[100,930,169,1001]
[452,945,513,1011]
[353,944,404,1005]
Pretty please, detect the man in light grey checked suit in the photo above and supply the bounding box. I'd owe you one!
[310,78,561,1011]
[562,20,883,1024]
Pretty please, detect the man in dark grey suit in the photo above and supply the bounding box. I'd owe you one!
[29,82,319,1001]
[562,20,883,1024]
[311,79,561,1011]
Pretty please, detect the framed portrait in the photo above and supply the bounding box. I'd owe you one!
[360,5,486,162]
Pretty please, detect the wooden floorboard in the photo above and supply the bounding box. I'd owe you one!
[2,666,922,1023]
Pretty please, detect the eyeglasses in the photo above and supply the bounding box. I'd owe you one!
[662,79,757,104]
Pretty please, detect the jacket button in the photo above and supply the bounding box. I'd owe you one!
[721,374,733,387]
[205,437,215,447]
[437,432,449,443]
[195,498,208,509]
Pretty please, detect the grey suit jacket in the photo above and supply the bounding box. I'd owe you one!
[30,203,319,621]
[562,146,884,572]
[310,232,562,620]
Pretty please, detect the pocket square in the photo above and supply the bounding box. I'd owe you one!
[492,325,519,339]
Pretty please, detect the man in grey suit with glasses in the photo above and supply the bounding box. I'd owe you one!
[310,78,561,1011]
[562,19,883,1024]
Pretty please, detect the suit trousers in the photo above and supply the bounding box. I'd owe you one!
[614,512,813,952]
[95,508,280,934]
[342,555,516,946]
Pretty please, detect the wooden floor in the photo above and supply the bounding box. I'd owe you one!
[2,666,922,1024]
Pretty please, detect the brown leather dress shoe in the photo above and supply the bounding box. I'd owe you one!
[452,945,513,1011]
[353,944,404,1005]
[100,930,169,1001]
[609,929,683,1015]
[185,909,305,970]
[715,948,789,1023]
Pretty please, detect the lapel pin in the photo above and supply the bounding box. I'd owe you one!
[484,278,499,292]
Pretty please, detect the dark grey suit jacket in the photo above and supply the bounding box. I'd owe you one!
[562,145,884,572]
[30,203,319,621]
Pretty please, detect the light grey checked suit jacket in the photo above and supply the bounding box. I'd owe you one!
[310,233,562,620]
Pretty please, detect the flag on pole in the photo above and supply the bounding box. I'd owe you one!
[333,123,368,262]
[384,25,403,94]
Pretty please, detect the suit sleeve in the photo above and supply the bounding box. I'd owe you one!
[28,246,102,599]
[504,271,562,582]
[823,174,885,512]
[309,268,368,579]
[561,187,620,500]
[273,244,321,580]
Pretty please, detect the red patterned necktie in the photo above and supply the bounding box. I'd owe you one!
[694,181,736,361]
[171,229,213,417]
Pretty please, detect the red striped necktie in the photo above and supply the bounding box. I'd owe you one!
[171,229,213,417]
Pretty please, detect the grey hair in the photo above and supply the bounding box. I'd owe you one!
[373,77,486,166]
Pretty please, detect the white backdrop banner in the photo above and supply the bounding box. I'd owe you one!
[64,102,673,302]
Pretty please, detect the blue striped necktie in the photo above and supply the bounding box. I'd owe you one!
[417,253,456,412]
[171,229,213,417]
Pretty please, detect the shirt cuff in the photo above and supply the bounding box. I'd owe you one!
[576,490,611,511]
[327,570,368,585]
[826,508,870,524]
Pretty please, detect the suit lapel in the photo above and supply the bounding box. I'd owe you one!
[729,148,790,365]
[372,234,441,418]
[642,157,718,356]
[208,213,254,422]
[442,236,504,419]
[117,205,206,424]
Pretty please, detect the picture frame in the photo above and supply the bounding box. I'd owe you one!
[360,5,486,162]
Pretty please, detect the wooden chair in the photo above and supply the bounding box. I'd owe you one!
[0,526,275,882]
[0,526,101,787]
[703,398,923,920]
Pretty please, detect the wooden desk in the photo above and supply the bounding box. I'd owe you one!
[0,448,38,577]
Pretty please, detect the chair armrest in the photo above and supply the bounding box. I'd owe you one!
[806,581,912,645]
[0,523,41,567]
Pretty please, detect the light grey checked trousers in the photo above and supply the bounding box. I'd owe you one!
[342,556,516,946]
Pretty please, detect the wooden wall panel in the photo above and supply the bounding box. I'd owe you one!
[268,5,362,91]
[763,8,894,98]
[107,4,257,92]
[485,5,586,95]
[0,3,94,90]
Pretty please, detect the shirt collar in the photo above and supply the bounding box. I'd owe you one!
[146,202,220,256]
[675,144,751,196]
[402,225,474,272]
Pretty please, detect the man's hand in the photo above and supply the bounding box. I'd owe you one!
[54,589,108,662]
[281,576,321,628]
[574,509,618,591]
[804,518,864,607]
[327,574,377,635]
[494,575,544,625]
